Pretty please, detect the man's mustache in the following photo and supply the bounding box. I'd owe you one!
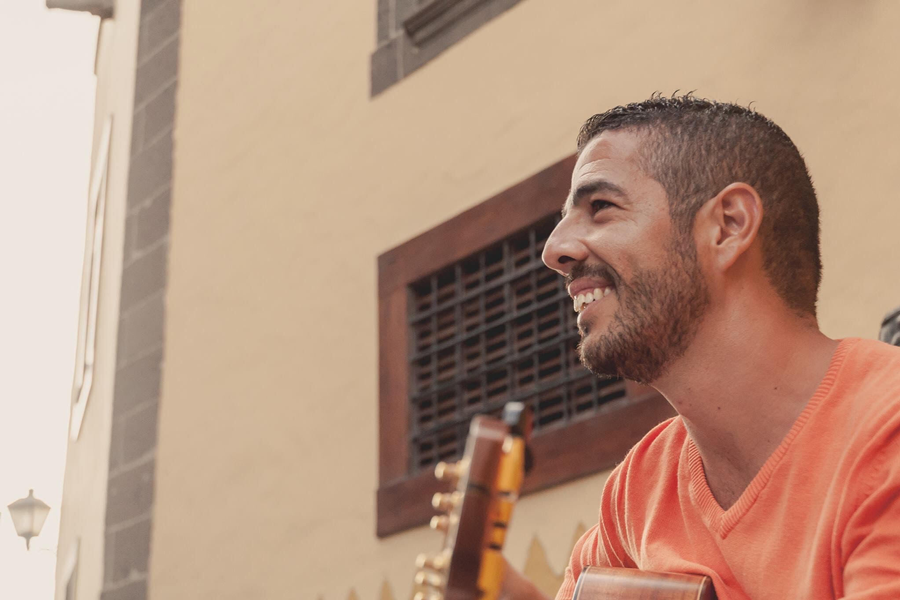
[565,263,621,289]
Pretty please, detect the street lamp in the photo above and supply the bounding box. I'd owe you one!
[8,490,51,550]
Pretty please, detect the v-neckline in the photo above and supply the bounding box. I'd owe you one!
[684,338,855,537]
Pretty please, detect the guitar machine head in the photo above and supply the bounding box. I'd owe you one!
[413,402,532,600]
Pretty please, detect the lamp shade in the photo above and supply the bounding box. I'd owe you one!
[8,490,51,550]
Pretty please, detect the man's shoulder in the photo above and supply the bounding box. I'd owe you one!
[615,415,686,483]
[818,338,900,483]
[843,336,900,367]
[840,336,900,374]
[833,337,900,420]
[630,415,686,458]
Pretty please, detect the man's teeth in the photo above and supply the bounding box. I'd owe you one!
[574,287,613,313]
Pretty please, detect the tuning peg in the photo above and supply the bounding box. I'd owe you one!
[434,461,460,482]
[431,491,461,512]
[415,570,445,588]
[429,515,450,532]
[415,551,450,571]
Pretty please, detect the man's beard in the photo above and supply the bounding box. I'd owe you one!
[577,235,710,385]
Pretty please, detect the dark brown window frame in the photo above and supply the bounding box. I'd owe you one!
[371,0,525,96]
[377,155,675,537]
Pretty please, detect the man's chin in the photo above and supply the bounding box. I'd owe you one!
[577,333,622,380]
[577,311,612,338]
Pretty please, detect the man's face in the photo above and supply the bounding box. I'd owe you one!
[541,130,710,384]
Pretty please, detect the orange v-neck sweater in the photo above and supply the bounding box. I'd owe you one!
[556,338,900,600]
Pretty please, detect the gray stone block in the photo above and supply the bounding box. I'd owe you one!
[127,131,172,209]
[143,82,176,144]
[117,293,165,366]
[123,402,159,464]
[109,517,152,583]
[139,0,180,61]
[105,459,155,525]
[113,348,162,417]
[135,37,178,104]
[121,242,168,311]
[136,189,171,251]
[371,37,402,97]
[101,579,147,600]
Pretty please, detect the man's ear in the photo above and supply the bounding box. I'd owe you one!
[697,182,763,271]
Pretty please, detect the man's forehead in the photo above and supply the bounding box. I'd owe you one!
[560,128,665,219]
[570,130,643,199]
[572,129,645,184]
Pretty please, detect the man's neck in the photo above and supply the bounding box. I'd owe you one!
[652,306,840,510]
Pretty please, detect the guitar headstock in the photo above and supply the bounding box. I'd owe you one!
[413,403,532,600]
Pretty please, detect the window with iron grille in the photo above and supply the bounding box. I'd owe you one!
[407,214,629,475]
[377,155,674,536]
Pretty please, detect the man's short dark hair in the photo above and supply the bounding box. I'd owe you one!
[577,93,821,317]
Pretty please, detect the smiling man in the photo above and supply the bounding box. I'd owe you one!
[501,95,900,600]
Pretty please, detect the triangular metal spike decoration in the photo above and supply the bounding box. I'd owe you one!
[8,490,51,551]
[523,535,565,598]
[379,580,395,600]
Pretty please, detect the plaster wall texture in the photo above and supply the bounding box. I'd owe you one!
[152,1,900,599]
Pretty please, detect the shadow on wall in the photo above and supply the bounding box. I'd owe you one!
[336,523,589,600]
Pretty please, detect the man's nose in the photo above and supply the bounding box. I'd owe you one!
[541,217,589,275]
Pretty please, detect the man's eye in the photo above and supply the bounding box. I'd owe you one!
[591,200,613,212]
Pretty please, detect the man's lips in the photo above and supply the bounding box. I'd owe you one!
[568,277,615,299]
[576,291,610,328]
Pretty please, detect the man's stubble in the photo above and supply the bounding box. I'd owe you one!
[578,234,711,385]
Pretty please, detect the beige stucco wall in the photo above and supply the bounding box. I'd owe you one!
[54,5,140,600]
[152,1,900,599]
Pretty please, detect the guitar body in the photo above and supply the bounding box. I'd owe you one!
[573,567,716,600]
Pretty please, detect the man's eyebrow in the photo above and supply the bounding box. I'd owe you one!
[561,179,628,218]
